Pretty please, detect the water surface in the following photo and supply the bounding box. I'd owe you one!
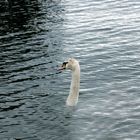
[0,0,140,139]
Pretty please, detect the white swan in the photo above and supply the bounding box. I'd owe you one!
[60,58,80,106]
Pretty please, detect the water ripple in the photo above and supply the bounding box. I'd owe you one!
[0,0,140,139]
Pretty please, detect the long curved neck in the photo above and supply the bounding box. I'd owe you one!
[66,62,80,106]
[69,64,80,103]
[70,66,80,95]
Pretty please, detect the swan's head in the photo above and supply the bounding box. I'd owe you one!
[60,58,79,71]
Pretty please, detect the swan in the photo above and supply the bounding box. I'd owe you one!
[60,58,80,106]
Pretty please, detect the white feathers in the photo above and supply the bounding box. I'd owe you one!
[64,58,80,106]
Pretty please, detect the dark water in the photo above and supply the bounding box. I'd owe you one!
[0,0,140,139]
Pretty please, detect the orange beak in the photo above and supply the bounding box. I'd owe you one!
[58,62,68,71]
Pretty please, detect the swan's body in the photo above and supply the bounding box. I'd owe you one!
[60,58,80,106]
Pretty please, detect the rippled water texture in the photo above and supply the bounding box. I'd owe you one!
[0,0,140,139]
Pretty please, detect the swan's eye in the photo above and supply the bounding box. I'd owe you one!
[62,62,68,69]
[63,62,68,65]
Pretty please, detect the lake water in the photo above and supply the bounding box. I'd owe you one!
[0,0,140,139]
